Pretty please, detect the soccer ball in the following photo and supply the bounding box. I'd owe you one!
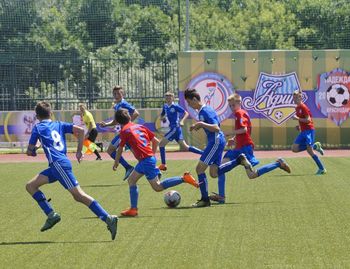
[326,84,350,107]
[164,190,181,208]
[274,110,283,120]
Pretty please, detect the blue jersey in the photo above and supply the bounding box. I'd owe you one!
[161,103,185,128]
[113,99,135,115]
[198,105,224,143]
[29,120,73,164]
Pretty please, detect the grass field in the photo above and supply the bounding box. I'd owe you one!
[1,157,350,268]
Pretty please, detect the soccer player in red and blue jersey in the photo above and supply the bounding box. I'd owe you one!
[291,90,326,174]
[26,101,118,240]
[100,85,139,180]
[209,93,291,204]
[158,91,203,171]
[112,109,199,217]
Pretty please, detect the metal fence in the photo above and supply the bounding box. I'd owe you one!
[0,56,177,111]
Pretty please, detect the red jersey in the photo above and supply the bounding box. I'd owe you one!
[119,122,155,161]
[234,109,254,149]
[295,103,314,131]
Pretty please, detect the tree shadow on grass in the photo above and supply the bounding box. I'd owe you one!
[0,240,112,246]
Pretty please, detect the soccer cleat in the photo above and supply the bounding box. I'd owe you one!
[96,157,102,161]
[316,169,327,175]
[158,164,167,171]
[182,172,199,188]
[106,215,118,240]
[120,207,138,217]
[40,212,61,232]
[123,166,134,181]
[313,142,324,156]
[237,153,253,171]
[191,199,211,208]
[209,192,225,204]
[277,158,291,173]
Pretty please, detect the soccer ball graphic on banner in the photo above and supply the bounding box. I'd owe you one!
[164,190,181,208]
[274,110,284,120]
[326,84,350,107]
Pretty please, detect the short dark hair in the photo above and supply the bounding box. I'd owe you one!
[184,88,201,101]
[114,109,130,125]
[35,101,51,119]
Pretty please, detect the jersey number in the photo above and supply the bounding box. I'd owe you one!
[51,130,64,151]
[135,130,147,147]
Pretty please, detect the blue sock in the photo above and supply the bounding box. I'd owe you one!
[160,177,183,189]
[218,159,239,175]
[198,173,209,200]
[188,146,203,155]
[160,147,166,164]
[218,174,226,197]
[312,155,325,170]
[257,162,280,177]
[298,144,307,151]
[120,156,132,169]
[130,185,139,208]
[89,200,108,222]
[32,191,53,216]
[110,151,132,169]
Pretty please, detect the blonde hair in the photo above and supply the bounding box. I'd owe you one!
[165,91,174,97]
[293,90,302,96]
[228,93,242,102]
[78,103,86,109]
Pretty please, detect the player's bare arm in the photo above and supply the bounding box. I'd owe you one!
[190,122,220,132]
[151,137,159,154]
[73,125,84,163]
[180,111,189,126]
[99,118,118,127]
[130,109,140,121]
[113,146,124,171]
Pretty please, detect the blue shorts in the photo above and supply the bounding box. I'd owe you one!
[135,156,160,180]
[164,126,183,142]
[200,134,226,166]
[294,129,315,147]
[224,144,260,167]
[40,159,78,190]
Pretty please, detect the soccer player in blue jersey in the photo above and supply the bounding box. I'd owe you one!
[25,101,118,240]
[184,88,227,207]
[158,91,203,171]
[209,93,291,204]
[100,85,140,180]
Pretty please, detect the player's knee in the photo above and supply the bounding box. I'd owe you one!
[25,182,33,193]
[71,192,84,203]
[291,145,299,152]
[210,171,218,178]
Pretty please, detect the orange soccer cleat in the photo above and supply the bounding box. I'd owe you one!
[158,164,167,171]
[120,208,138,217]
[182,172,199,188]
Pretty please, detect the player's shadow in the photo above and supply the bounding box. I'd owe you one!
[0,240,112,246]
[272,174,310,177]
[80,184,122,188]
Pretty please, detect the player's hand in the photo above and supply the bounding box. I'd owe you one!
[190,122,202,131]
[179,121,184,127]
[99,121,107,127]
[227,137,236,148]
[113,161,119,171]
[76,151,83,163]
[295,125,300,131]
[292,115,299,121]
